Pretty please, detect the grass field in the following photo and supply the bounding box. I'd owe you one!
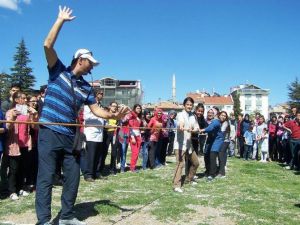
[0,156,299,225]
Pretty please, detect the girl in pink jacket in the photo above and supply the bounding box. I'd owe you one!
[6,92,37,200]
[148,108,163,169]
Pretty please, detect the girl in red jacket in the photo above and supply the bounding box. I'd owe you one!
[124,104,143,172]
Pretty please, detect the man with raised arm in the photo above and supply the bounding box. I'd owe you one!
[36,6,129,225]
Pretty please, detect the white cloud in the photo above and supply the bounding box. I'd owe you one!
[22,0,31,4]
[0,0,31,11]
[0,0,18,10]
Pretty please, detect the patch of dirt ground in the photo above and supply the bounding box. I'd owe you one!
[1,203,235,225]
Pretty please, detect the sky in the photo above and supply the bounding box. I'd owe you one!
[0,0,300,106]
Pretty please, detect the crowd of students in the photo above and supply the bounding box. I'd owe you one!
[1,84,300,199]
[236,108,300,171]
[0,83,47,200]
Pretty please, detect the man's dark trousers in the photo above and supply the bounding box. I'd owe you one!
[35,126,80,224]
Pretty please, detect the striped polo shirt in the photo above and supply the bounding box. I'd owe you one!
[40,59,96,136]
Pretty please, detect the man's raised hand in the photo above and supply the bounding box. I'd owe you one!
[114,105,131,120]
[58,5,76,21]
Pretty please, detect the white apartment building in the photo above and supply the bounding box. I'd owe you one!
[231,84,269,119]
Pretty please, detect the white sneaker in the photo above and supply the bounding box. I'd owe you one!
[125,163,128,168]
[10,193,19,200]
[59,218,86,225]
[193,175,199,180]
[207,176,214,182]
[174,187,183,193]
[19,190,29,197]
[190,181,198,186]
[216,174,226,179]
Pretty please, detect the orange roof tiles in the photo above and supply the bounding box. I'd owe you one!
[204,96,233,105]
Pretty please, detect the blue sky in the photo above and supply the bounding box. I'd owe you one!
[1,0,300,106]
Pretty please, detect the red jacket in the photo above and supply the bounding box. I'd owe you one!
[148,109,163,142]
[124,111,142,139]
[284,120,300,139]
[268,123,277,138]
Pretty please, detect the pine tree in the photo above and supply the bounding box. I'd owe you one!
[0,72,11,101]
[287,77,300,109]
[232,92,242,119]
[10,38,36,93]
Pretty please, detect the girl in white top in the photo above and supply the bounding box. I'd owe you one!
[173,97,199,193]
[259,128,269,162]
[82,105,105,181]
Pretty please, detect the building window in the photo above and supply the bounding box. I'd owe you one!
[122,89,130,96]
[256,94,262,100]
[115,90,123,96]
[245,94,251,100]
[122,99,128,105]
[103,79,116,86]
[256,105,262,111]
[245,105,251,111]
[104,89,115,96]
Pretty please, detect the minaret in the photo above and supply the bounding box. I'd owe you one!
[172,74,176,103]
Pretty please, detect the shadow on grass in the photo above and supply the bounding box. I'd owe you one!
[277,163,287,168]
[52,199,134,224]
[294,203,300,208]
[294,171,300,176]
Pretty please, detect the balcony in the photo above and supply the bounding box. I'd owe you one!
[238,89,269,95]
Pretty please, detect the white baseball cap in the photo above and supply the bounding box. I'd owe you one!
[74,49,99,66]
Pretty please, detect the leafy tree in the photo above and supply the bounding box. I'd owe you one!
[10,39,36,93]
[287,77,300,110]
[0,72,11,101]
[232,92,242,119]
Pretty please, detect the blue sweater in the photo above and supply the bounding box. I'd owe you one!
[204,119,224,152]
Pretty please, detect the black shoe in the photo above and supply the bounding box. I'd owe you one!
[110,169,117,176]
[84,177,95,182]
[95,175,108,180]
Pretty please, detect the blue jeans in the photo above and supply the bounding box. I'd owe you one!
[141,141,149,169]
[120,137,128,171]
[36,127,80,224]
[289,138,300,169]
[228,140,235,157]
[244,144,252,160]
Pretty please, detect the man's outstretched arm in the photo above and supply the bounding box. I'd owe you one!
[44,6,76,69]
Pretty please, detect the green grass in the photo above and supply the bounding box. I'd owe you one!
[0,156,300,224]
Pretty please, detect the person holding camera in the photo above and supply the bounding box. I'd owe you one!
[36,6,129,225]
[5,92,37,201]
